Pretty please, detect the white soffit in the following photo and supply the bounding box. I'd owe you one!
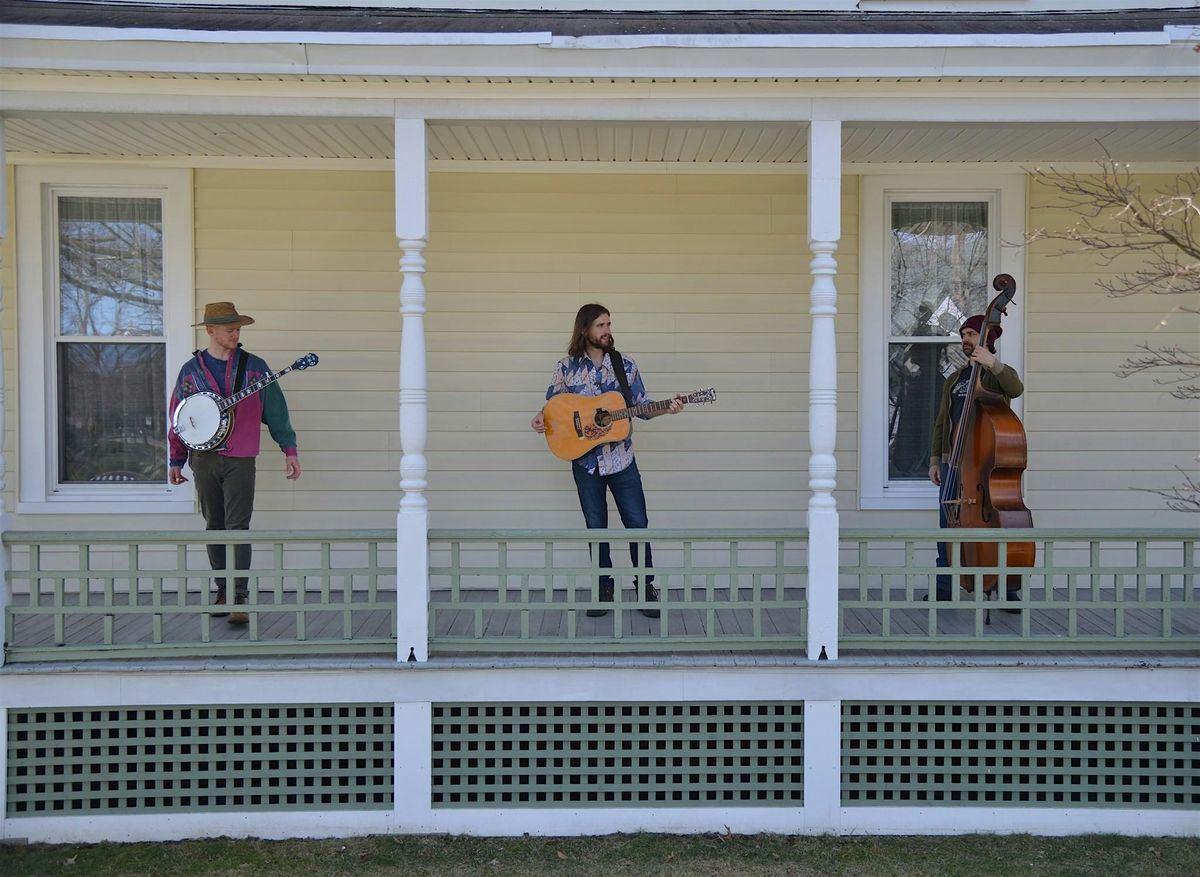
[4,117,1198,164]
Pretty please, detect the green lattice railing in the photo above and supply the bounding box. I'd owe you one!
[428,529,807,653]
[2,527,1195,661]
[2,530,397,661]
[840,529,1198,651]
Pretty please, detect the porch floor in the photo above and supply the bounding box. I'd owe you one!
[7,586,1198,658]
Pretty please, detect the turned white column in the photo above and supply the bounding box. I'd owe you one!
[805,119,841,662]
[0,120,11,669]
[395,118,430,663]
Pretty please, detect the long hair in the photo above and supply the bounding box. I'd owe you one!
[568,303,610,358]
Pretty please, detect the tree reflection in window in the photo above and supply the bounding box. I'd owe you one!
[887,201,988,481]
[56,196,166,484]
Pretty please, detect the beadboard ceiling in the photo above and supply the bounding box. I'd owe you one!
[4,116,1196,163]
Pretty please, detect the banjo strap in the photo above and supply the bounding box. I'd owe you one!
[233,347,249,395]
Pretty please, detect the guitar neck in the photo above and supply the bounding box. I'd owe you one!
[612,398,680,421]
[219,366,293,412]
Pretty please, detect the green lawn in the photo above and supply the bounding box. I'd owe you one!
[1,833,1198,877]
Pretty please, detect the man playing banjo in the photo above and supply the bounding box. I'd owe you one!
[168,302,301,625]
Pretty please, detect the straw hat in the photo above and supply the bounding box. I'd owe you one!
[193,302,255,328]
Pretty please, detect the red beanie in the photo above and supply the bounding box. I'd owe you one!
[959,315,1002,353]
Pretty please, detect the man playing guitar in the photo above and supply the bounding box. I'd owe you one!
[530,304,682,618]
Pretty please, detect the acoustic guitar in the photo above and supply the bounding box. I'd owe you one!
[172,353,318,451]
[541,388,716,461]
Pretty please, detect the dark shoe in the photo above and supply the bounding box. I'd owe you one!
[210,594,229,618]
[586,581,614,617]
[640,583,660,618]
[1000,590,1022,615]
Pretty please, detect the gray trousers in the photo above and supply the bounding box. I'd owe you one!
[190,452,256,600]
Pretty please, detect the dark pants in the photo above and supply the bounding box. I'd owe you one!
[191,452,256,600]
[935,463,954,599]
[936,462,1020,601]
[572,459,653,589]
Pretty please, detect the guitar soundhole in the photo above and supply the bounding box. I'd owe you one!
[581,408,612,441]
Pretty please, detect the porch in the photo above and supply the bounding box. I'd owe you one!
[3,527,1195,663]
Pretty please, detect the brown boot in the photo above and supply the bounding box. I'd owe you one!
[210,594,229,618]
[228,594,249,625]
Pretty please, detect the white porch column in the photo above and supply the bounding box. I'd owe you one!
[395,118,430,663]
[0,119,11,669]
[805,119,841,662]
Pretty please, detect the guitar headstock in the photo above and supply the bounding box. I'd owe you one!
[293,353,319,370]
[685,388,717,405]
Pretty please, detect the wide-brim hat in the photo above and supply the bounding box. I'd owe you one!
[193,301,255,328]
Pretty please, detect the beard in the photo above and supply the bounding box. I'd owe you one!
[590,332,614,351]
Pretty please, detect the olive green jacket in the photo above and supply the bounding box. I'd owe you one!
[929,360,1024,467]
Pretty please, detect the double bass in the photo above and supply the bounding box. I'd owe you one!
[940,274,1034,604]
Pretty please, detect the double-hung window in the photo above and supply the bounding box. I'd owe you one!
[859,174,1025,509]
[16,166,194,513]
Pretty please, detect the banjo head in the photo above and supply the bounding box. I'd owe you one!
[172,392,230,450]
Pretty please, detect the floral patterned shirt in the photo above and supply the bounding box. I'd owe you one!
[546,352,650,476]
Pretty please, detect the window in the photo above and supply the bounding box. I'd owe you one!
[859,175,1025,509]
[17,167,194,513]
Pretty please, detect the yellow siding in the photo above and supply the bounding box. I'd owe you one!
[1024,173,1199,526]
[426,172,859,528]
[2,165,1191,531]
[193,168,399,528]
[192,169,859,529]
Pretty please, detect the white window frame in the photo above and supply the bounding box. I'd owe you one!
[16,165,195,514]
[858,173,1026,510]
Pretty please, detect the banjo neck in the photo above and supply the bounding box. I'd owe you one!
[218,364,297,413]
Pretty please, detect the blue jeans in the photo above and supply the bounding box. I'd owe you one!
[572,459,653,588]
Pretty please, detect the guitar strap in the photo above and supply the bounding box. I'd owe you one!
[609,349,634,408]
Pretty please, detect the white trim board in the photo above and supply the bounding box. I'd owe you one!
[14,164,196,515]
[858,173,1027,511]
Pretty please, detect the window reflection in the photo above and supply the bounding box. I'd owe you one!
[887,201,988,481]
[58,343,167,484]
[58,197,163,337]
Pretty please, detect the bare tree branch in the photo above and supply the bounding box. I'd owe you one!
[1134,467,1200,514]
[1026,154,1199,511]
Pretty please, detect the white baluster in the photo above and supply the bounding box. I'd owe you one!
[395,118,430,663]
[806,119,841,662]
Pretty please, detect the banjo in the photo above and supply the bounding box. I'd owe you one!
[172,353,318,451]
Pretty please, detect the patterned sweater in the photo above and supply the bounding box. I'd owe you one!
[168,346,297,467]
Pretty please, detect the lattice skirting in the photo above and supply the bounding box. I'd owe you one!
[7,699,1197,818]
[6,704,394,816]
[842,702,1200,808]
[431,702,805,807]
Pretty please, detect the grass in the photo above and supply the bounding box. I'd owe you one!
[1,833,1198,877]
